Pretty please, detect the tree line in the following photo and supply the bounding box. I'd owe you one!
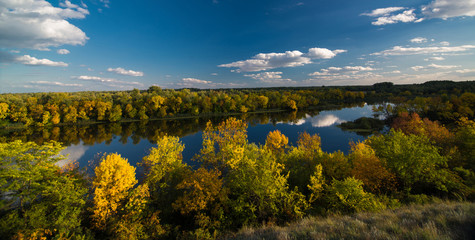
[1,114,474,239]
[1,80,473,128]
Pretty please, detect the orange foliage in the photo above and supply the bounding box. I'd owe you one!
[392,112,454,146]
[173,168,223,215]
[349,142,397,194]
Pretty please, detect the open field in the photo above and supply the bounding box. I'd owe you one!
[227,201,475,240]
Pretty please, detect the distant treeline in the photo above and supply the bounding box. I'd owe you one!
[1,80,474,128]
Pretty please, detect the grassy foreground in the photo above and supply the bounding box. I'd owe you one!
[225,201,475,240]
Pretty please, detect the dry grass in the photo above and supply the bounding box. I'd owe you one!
[224,201,475,240]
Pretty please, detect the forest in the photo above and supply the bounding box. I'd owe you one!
[0,80,474,239]
[1,80,474,128]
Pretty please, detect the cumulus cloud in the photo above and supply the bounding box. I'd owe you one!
[219,47,346,72]
[411,63,459,71]
[362,7,422,25]
[422,0,475,19]
[372,9,421,25]
[30,81,82,87]
[361,7,406,17]
[57,49,70,55]
[363,1,475,25]
[182,78,212,84]
[410,37,428,43]
[424,56,445,61]
[107,67,144,77]
[16,55,68,67]
[307,48,347,59]
[309,66,374,76]
[371,45,475,56]
[0,0,89,50]
[244,72,294,84]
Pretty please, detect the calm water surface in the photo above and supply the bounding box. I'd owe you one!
[59,104,376,168]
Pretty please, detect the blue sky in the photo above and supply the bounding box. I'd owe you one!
[1,0,475,93]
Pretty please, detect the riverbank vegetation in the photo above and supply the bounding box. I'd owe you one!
[1,81,474,129]
[1,111,474,239]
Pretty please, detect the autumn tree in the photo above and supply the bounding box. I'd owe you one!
[0,102,8,120]
[349,142,397,194]
[265,130,289,155]
[92,153,138,230]
[172,168,226,238]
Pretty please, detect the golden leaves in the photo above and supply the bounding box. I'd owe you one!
[92,153,137,229]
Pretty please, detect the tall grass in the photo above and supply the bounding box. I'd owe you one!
[225,201,475,240]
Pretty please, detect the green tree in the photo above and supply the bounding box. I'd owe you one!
[0,141,88,239]
[326,177,384,214]
[368,130,464,197]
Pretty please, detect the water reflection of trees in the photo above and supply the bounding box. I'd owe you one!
[0,104,364,147]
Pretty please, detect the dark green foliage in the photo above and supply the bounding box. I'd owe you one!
[338,117,385,136]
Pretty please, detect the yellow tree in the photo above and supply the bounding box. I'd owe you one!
[265,130,289,155]
[141,135,187,187]
[0,102,9,119]
[199,118,248,171]
[92,153,137,229]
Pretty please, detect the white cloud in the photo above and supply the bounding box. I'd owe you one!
[107,67,144,77]
[75,75,144,88]
[182,78,212,84]
[309,66,374,76]
[211,73,218,76]
[363,1,475,26]
[361,7,406,17]
[456,69,475,73]
[310,114,343,127]
[422,0,475,19]
[307,48,347,59]
[58,144,88,168]
[244,72,294,84]
[411,63,459,71]
[57,49,70,55]
[306,66,380,85]
[30,80,82,87]
[16,55,68,67]
[371,9,420,25]
[424,56,445,61]
[410,37,428,43]
[219,51,310,72]
[371,45,475,56]
[440,41,450,46]
[0,0,89,50]
[219,47,346,72]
